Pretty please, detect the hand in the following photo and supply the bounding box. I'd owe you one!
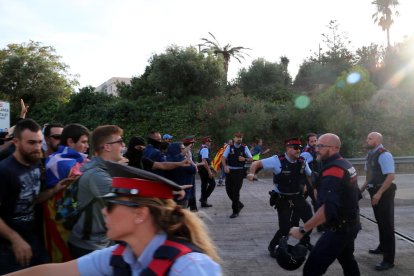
[238,156,246,162]
[11,234,32,266]
[224,166,230,174]
[289,227,304,240]
[53,180,68,194]
[371,192,382,206]
[247,173,255,181]
[180,159,190,167]
[20,99,29,118]
[174,190,186,200]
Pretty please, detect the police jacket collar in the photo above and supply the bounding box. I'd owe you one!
[322,153,341,166]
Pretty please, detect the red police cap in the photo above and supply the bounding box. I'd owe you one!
[233,132,243,138]
[284,138,302,147]
[101,161,182,199]
[202,136,212,143]
[182,135,196,144]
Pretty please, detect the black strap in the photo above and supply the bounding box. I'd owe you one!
[81,197,100,240]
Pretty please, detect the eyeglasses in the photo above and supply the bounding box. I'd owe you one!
[104,199,141,213]
[316,144,335,148]
[49,134,61,140]
[288,145,302,150]
[106,139,124,145]
[180,147,186,150]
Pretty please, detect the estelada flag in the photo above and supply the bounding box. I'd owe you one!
[212,144,228,171]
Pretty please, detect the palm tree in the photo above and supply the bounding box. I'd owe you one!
[200,32,250,81]
[372,0,399,49]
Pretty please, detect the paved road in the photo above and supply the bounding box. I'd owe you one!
[196,174,414,275]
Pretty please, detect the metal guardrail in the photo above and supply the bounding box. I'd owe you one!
[348,156,414,165]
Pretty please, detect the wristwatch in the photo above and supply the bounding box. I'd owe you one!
[299,226,307,234]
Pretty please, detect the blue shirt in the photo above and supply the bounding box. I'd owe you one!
[222,144,252,169]
[364,144,395,174]
[200,146,209,159]
[261,154,311,192]
[77,233,221,276]
[300,151,314,163]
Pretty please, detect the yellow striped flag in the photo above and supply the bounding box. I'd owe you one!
[212,144,228,171]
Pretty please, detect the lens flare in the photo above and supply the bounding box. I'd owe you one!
[347,72,361,84]
[294,95,310,109]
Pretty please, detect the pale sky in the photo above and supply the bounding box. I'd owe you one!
[1,0,413,88]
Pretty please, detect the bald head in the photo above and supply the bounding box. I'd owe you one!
[366,132,383,149]
[316,133,341,160]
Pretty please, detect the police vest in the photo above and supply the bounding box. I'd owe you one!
[198,145,210,165]
[321,157,360,225]
[227,144,247,168]
[303,146,321,173]
[366,148,388,186]
[273,156,307,194]
[111,239,200,276]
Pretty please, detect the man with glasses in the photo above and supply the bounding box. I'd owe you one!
[290,133,361,276]
[68,125,125,258]
[247,138,313,258]
[43,123,64,158]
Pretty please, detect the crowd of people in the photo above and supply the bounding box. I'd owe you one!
[0,101,397,275]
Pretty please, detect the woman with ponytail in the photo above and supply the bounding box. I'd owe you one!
[6,161,221,276]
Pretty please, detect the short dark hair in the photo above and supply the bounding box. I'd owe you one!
[306,133,317,142]
[13,119,41,139]
[61,123,90,146]
[92,125,123,153]
[44,123,64,137]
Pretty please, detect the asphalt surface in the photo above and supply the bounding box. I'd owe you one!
[196,174,414,275]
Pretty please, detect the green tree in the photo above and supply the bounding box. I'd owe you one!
[294,20,354,92]
[0,41,77,117]
[237,57,292,101]
[119,46,225,99]
[372,0,400,49]
[200,32,250,82]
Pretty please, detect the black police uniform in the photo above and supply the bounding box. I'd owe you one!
[303,153,361,276]
[366,147,396,265]
[225,144,248,215]
[197,145,216,206]
[268,155,313,252]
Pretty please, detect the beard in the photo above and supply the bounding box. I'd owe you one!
[20,148,42,164]
[366,144,375,150]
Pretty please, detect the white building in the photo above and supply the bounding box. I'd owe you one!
[95,77,132,96]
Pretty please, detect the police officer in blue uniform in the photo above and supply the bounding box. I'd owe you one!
[362,132,396,271]
[6,161,222,275]
[222,132,252,218]
[290,133,361,276]
[300,132,323,231]
[197,136,216,207]
[248,138,313,258]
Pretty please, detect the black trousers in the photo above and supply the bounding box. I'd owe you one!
[225,169,245,213]
[370,184,396,264]
[304,226,360,276]
[198,168,216,202]
[268,196,313,249]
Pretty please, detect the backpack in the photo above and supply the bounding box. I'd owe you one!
[54,176,97,230]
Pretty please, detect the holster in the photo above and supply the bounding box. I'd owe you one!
[269,190,280,207]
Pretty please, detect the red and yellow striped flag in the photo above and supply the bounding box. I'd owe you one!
[211,144,228,171]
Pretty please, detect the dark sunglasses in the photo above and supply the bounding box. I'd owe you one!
[104,199,141,213]
[106,139,124,145]
[288,145,302,150]
[49,134,61,139]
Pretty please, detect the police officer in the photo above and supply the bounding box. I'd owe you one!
[247,138,313,257]
[290,133,361,276]
[222,132,252,218]
[300,132,323,230]
[362,132,396,271]
[197,136,216,207]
